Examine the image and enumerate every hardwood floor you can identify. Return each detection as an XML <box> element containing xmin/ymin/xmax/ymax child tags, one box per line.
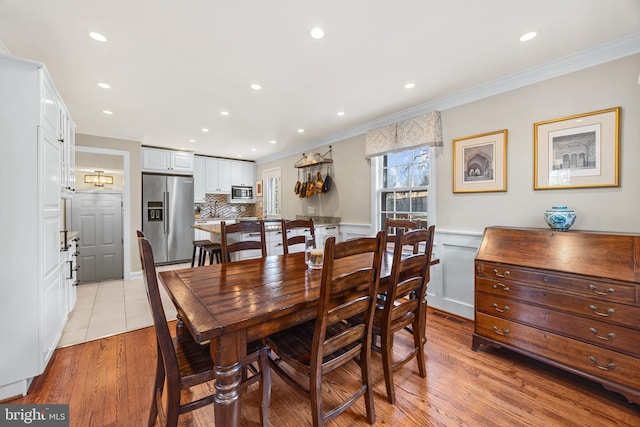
<box><xmin>5</xmin><ymin>308</ymin><xmax>639</xmax><ymax>426</ymax></box>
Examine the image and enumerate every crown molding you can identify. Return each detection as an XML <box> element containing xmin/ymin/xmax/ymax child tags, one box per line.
<box><xmin>257</xmin><ymin>32</ymin><xmax>640</xmax><ymax>165</ymax></box>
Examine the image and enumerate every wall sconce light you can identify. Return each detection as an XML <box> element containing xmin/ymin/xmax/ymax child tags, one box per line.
<box><xmin>84</xmin><ymin>170</ymin><xmax>114</xmax><ymax>187</ymax></box>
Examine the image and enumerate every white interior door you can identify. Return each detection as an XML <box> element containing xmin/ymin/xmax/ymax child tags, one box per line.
<box><xmin>71</xmin><ymin>192</ymin><xmax>123</xmax><ymax>283</ymax></box>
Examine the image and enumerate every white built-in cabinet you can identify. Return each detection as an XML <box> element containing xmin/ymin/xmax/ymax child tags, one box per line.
<box><xmin>205</xmin><ymin>157</ymin><xmax>231</xmax><ymax>194</ymax></box>
<box><xmin>142</xmin><ymin>147</ymin><xmax>194</xmax><ymax>174</ymax></box>
<box><xmin>194</xmin><ymin>156</ymin><xmax>206</xmax><ymax>203</ymax></box>
<box><xmin>0</xmin><ymin>54</ymin><xmax>76</xmax><ymax>400</ymax></box>
<box><xmin>230</xmin><ymin>160</ymin><xmax>255</xmax><ymax>187</ymax></box>
<box><xmin>194</xmin><ymin>155</ymin><xmax>256</xmax><ymax>198</ymax></box>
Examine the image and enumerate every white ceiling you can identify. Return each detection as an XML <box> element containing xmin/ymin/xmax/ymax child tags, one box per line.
<box><xmin>1</xmin><ymin>0</ymin><xmax>639</xmax><ymax>162</ymax></box>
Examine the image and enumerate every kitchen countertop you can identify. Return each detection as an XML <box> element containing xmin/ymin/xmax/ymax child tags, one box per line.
<box><xmin>193</xmin><ymin>217</ymin><xmax>341</xmax><ymax>234</ymax></box>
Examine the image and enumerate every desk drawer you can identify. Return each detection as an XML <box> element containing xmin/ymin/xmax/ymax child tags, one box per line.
<box><xmin>476</xmin><ymin>293</ymin><xmax>640</xmax><ymax>357</ymax></box>
<box><xmin>476</xmin><ymin>262</ymin><xmax>636</xmax><ymax>304</ymax></box>
<box><xmin>475</xmin><ymin>277</ymin><xmax>640</xmax><ymax>330</ymax></box>
<box><xmin>475</xmin><ymin>312</ymin><xmax>640</xmax><ymax>391</ymax></box>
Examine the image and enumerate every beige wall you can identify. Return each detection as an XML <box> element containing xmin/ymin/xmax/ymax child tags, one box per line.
<box><xmin>258</xmin><ymin>54</ymin><xmax>640</xmax><ymax>234</ymax></box>
<box><xmin>437</xmin><ymin>54</ymin><xmax>640</xmax><ymax>234</ymax></box>
<box><xmin>76</xmin><ymin>134</ymin><xmax>142</xmax><ymax>272</ymax></box>
<box><xmin>258</xmin><ymin>136</ymin><xmax>371</xmax><ymax>224</ymax></box>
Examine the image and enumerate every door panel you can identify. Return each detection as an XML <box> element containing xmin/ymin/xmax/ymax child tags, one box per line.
<box><xmin>72</xmin><ymin>192</ymin><xmax>123</xmax><ymax>283</ymax></box>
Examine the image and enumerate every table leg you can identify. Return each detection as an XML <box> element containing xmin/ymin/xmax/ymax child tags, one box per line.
<box><xmin>210</xmin><ymin>332</ymin><xmax>246</xmax><ymax>427</ymax></box>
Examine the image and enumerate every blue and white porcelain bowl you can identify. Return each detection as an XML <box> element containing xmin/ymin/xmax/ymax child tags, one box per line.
<box><xmin>544</xmin><ymin>205</ymin><xmax>576</xmax><ymax>232</ymax></box>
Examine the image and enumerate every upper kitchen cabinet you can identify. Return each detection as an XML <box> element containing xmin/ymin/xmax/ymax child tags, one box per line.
<box><xmin>205</xmin><ymin>157</ymin><xmax>231</xmax><ymax>194</ymax></box>
<box><xmin>0</xmin><ymin>53</ymin><xmax>71</xmax><ymax>399</ymax></box>
<box><xmin>194</xmin><ymin>156</ymin><xmax>206</xmax><ymax>202</ymax></box>
<box><xmin>141</xmin><ymin>147</ymin><xmax>194</xmax><ymax>174</ymax></box>
<box><xmin>230</xmin><ymin>160</ymin><xmax>256</xmax><ymax>187</ymax></box>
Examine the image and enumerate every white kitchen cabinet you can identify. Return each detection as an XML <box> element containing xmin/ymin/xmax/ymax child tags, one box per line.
<box><xmin>0</xmin><ymin>54</ymin><xmax>71</xmax><ymax>399</ymax></box>
<box><xmin>230</xmin><ymin>160</ymin><xmax>256</xmax><ymax>187</ymax></box>
<box><xmin>142</xmin><ymin>147</ymin><xmax>194</xmax><ymax>174</ymax></box>
<box><xmin>205</xmin><ymin>157</ymin><xmax>231</xmax><ymax>194</ymax></box>
<box><xmin>194</xmin><ymin>156</ymin><xmax>206</xmax><ymax>203</ymax></box>
<box><xmin>314</xmin><ymin>225</ymin><xmax>340</xmax><ymax>248</ymax></box>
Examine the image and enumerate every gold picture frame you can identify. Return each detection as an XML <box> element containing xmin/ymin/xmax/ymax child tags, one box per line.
<box><xmin>534</xmin><ymin>107</ymin><xmax>620</xmax><ymax>190</ymax></box>
<box><xmin>453</xmin><ymin>129</ymin><xmax>507</xmax><ymax>193</ymax></box>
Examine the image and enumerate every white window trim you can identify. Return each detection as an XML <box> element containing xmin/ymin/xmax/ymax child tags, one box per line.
<box><xmin>369</xmin><ymin>152</ymin><xmax>436</xmax><ymax>234</ymax></box>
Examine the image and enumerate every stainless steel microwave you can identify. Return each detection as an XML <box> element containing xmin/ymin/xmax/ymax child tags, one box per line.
<box><xmin>230</xmin><ymin>185</ymin><xmax>253</xmax><ymax>201</ymax></box>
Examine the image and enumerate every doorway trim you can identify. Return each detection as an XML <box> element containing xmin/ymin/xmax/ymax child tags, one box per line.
<box><xmin>75</xmin><ymin>146</ymin><xmax>132</xmax><ymax>280</ymax></box>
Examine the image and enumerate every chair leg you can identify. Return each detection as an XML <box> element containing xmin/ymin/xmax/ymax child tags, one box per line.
<box><xmin>310</xmin><ymin>373</ymin><xmax>323</xmax><ymax>427</ymax></box>
<box><xmin>361</xmin><ymin>341</ymin><xmax>376</xmax><ymax>424</ymax></box>
<box><xmin>164</xmin><ymin>377</ymin><xmax>181</xmax><ymax>427</ymax></box>
<box><xmin>381</xmin><ymin>331</ymin><xmax>396</xmax><ymax>404</ymax></box>
<box><xmin>415</xmin><ymin>308</ymin><xmax>427</xmax><ymax>377</ymax></box>
<box><xmin>148</xmin><ymin>343</ymin><xmax>165</xmax><ymax>426</ymax></box>
<box><xmin>190</xmin><ymin>244</ymin><xmax>198</xmax><ymax>268</ymax></box>
<box><xmin>198</xmin><ymin>247</ymin><xmax>206</xmax><ymax>266</ymax></box>
<box><xmin>258</xmin><ymin>347</ymin><xmax>271</xmax><ymax>427</ymax></box>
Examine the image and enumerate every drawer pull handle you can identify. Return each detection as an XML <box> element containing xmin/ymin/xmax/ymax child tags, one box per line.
<box><xmin>588</xmin><ymin>328</ymin><xmax>615</xmax><ymax>341</ymax></box>
<box><xmin>588</xmin><ymin>356</ymin><xmax>616</xmax><ymax>371</ymax></box>
<box><xmin>588</xmin><ymin>305</ymin><xmax>615</xmax><ymax>317</ymax></box>
<box><xmin>492</xmin><ymin>326</ymin><xmax>510</xmax><ymax>336</ymax></box>
<box><xmin>492</xmin><ymin>283</ymin><xmax>510</xmax><ymax>291</ymax></box>
<box><xmin>493</xmin><ymin>269</ymin><xmax>510</xmax><ymax>278</ymax></box>
<box><xmin>492</xmin><ymin>303</ymin><xmax>509</xmax><ymax>313</ymax></box>
<box><xmin>588</xmin><ymin>284</ymin><xmax>615</xmax><ymax>296</ymax></box>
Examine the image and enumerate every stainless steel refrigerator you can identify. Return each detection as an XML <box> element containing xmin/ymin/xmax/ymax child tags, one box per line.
<box><xmin>142</xmin><ymin>173</ymin><xmax>194</xmax><ymax>264</ymax></box>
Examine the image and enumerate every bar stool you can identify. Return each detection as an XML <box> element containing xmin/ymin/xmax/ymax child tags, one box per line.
<box><xmin>199</xmin><ymin>242</ymin><xmax>222</xmax><ymax>265</ymax></box>
<box><xmin>191</xmin><ymin>240</ymin><xmax>213</xmax><ymax>267</ymax></box>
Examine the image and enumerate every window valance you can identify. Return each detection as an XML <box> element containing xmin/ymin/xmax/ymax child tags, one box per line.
<box><xmin>364</xmin><ymin>111</ymin><xmax>443</xmax><ymax>159</ymax></box>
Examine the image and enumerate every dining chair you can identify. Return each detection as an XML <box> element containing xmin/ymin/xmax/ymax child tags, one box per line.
<box><xmin>137</xmin><ymin>235</ymin><xmax>271</xmax><ymax>427</ymax></box>
<box><xmin>220</xmin><ymin>220</ymin><xmax>267</xmax><ymax>263</ymax></box>
<box><xmin>280</xmin><ymin>218</ymin><xmax>315</xmax><ymax>254</ymax></box>
<box><xmin>384</xmin><ymin>217</ymin><xmax>422</xmax><ymax>253</ymax></box>
<box><xmin>372</xmin><ymin>225</ymin><xmax>435</xmax><ymax>404</ymax></box>
<box><xmin>266</xmin><ymin>231</ymin><xmax>385</xmax><ymax>427</ymax></box>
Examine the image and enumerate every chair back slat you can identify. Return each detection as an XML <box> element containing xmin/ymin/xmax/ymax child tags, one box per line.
<box><xmin>221</xmin><ymin>220</ymin><xmax>267</xmax><ymax>262</ymax></box>
<box><xmin>384</xmin><ymin>218</ymin><xmax>423</xmax><ymax>253</ymax></box>
<box><xmin>281</xmin><ymin>219</ymin><xmax>315</xmax><ymax>254</ymax></box>
<box><xmin>312</xmin><ymin>232</ymin><xmax>385</xmax><ymax>373</ymax></box>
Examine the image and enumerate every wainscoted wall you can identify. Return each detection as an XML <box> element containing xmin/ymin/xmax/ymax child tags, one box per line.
<box><xmin>427</xmin><ymin>230</ymin><xmax>482</xmax><ymax>320</ymax></box>
<box><xmin>339</xmin><ymin>224</ymin><xmax>480</xmax><ymax>320</ymax></box>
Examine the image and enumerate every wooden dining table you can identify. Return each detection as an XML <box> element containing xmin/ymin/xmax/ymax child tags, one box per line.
<box><xmin>157</xmin><ymin>250</ymin><xmax>437</xmax><ymax>426</ymax></box>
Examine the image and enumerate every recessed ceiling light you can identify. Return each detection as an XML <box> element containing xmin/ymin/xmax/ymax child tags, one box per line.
<box><xmin>519</xmin><ymin>31</ymin><xmax>537</xmax><ymax>42</ymax></box>
<box><xmin>337</xmin><ymin>111</ymin><xmax>345</xmax><ymax>117</ymax></box>
<box><xmin>250</xmin><ymin>83</ymin><xmax>262</xmax><ymax>90</ymax></box>
<box><xmin>310</xmin><ymin>27</ymin><xmax>325</xmax><ymax>40</ymax></box>
<box><xmin>297</xmin><ymin>128</ymin><xmax>305</xmax><ymax>133</ymax></box>
<box><xmin>220</xmin><ymin>111</ymin><xmax>229</xmax><ymax>116</ymax></box>
<box><xmin>89</xmin><ymin>32</ymin><xmax>108</xmax><ymax>42</ymax></box>
<box><xmin>404</xmin><ymin>82</ymin><xmax>416</xmax><ymax>89</ymax></box>
<box><xmin>189</xmin><ymin>139</ymin><xmax>196</xmax><ymax>143</ymax></box>
<box><xmin>97</xmin><ymin>82</ymin><xmax>111</xmax><ymax>89</ymax></box>
<box><xmin>202</xmin><ymin>128</ymin><xmax>209</xmax><ymax>133</ymax></box>
<box><xmin>269</xmin><ymin>140</ymin><xmax>277</xmax><ymax>144</ymax></box>
<box><xmin>102</xmin><ymin>110</ymin><xmax>113</xmax><ymax>115</ymax></box>
<box><xmin>236</xmin><ymin>154</ymin><xmax>242</xmax><ymax>158</ymax></box>
<box><xmin>251</xmin><ymin>148</ymin><xmax>257</xmax><ymax>152</ymax></box>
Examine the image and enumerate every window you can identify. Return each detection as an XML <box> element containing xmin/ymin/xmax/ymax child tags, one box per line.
<box><xmin>263</xmin><ymin>167</ymin><xmax>281</xmax><ymax>218</ymax></box>
<box><xmin>376</xmin><ymin>147</ymin><xmax>431</xmax><ymax>228</ymax></box>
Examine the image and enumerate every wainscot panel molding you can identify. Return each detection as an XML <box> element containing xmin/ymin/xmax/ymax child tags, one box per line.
<box><xmin>428</xmin><ymin>230</ymin><xmax>482</xmax><ymax>320</ymax></box>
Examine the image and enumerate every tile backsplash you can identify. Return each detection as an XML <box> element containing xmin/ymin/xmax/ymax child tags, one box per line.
<box><xmin>195</xmin><ymin>194</ymin><xmax>259</xmax><ymax>219</ymax></box>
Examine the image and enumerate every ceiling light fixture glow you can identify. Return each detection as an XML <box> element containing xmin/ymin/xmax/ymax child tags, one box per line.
<box><xmin>250</xmin><ymin>83</ymin><xmax>262</xmax><ymax>90</ymax></box>
<box><xmin>404</xmin><ymin>82</ymin><xmax>416</xmax><ymax>89</ymax></box>
<box><xmin>97</xmin><ymin>82</ymin><xmax>111</xmax><ymax>89</ymax></box>
<box><xmin>519</xmin><ymin>31</ymin><xmax>537</xmax><ymax>42</ymax></box>
<box><xmin>89</xmin><ymin>32</ymin><xmax>107</xmax><ymax>42</ymax></box>
<box><xmin>202</xmin><ymin>128</ymin><xmax>209</xmax><ymax>132</ymax></box>
<box><xmin>337</xmin><ymin>111</ymin><xmax>345</xmax><ymax>116</ymax></box>
<box><xmin>220</xmin><ymin>111</ymin><xmax>229</xmax><ymax>116</ymax></box>
<box><xmin>310</xmin><ymin>27</ymin><xmax>325</xmax><ymax>39</ymax></box>
<box><xmin>269</xmin><ymin>140</ymin><xmax>277</xmax><ymax>144</ymax></box>
<box><xmin>297</xmin><ymin>128</ymin><xmax>305</xmax><ymax>133</ymax></box>
<box><xmin>102</xmin><ymin>110</ymin><xmax>113</xmax><ymax>115</ymax></box>
<box><xmin>189</xmin><ymin>139</ymin><xmax>196</xmax><ymax>143</ymax></box>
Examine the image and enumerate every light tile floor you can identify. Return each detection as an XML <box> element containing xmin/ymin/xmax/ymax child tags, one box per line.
<box><xmin>58</xmin><ymin>262</ymin><xmax>190</xmax><ymax>348</ymax></box>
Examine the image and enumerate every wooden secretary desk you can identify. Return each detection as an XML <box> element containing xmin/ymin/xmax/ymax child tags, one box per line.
<box><xmin>472</xmin><ymin>226</ymin><xmax>640</xmax><ymax>404</ymax></box>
